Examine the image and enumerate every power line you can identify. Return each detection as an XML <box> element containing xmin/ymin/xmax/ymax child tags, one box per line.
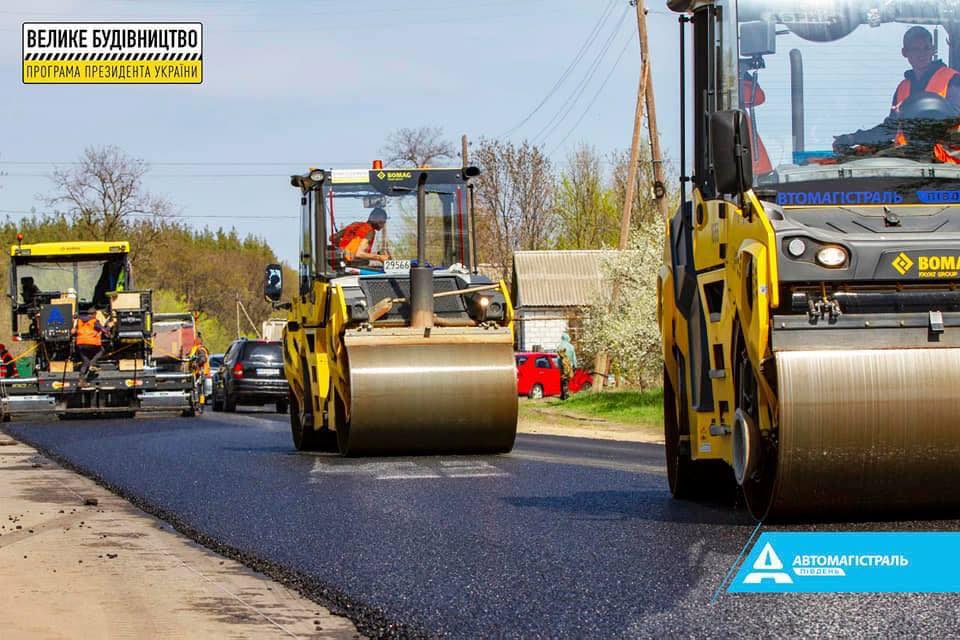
<box><xmin>0</xmin><ymin>208</ymin><xmax>296</xmax><ymax>220</ymax></box>
<box><xmin>501</xmin><ymin>0</ymin><xmax>618</xmax><ymax>136</ymax></box>
<box><xmin>532</xmin><ymin>4</ymin><xmax>631</xmax><ymax>146</ymax></box>
<box><xmin>0</xmin><ymin>161</ymin><xmax>360</xmax><ymax>167</ymax></box>
<box><xmin>549</xmin><ymin>30</ymin><xmax>636</xmax><ymax>157</ymax></box>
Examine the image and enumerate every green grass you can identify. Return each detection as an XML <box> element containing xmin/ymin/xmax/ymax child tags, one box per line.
<box><xmin>544</xmin><ymin>389</ymin><xmax>664</xmax><ymax>426</ymax></box>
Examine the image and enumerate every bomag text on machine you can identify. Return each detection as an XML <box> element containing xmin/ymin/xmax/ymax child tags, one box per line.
<box><xmin>662</xmin><ymin>0</ymin><xmax>960</xmax><ymax>518</ymax></box>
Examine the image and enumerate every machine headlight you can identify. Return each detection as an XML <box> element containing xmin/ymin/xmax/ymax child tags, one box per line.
<box><xmin>816</xmin><ymin>245</ymin><xmax>848</xmax><ymax>268</ymax></box>
<box><xmin>309</xmin><ymin>169</ymin><xmax>325</xmax><ymax>182</ymax></box>
<box><xmin>787</xmin><ymin>238</ymin><xmax>806</xmax><ymax>258</ymax></box>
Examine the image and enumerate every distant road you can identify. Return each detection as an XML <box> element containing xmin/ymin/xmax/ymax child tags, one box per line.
<box><xmin>7</xmin><ymin>411</ymin><xmax>960</xmax><ymax>638</ymax></box>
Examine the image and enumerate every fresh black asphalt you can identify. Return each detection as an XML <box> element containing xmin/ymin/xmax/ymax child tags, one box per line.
<box><xmin>6</xmin><ymin>410</ymin><xmax>960</xmax><ymax>638</ymax></box>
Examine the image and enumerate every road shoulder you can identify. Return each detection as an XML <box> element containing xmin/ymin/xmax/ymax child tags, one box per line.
<box><xmin>0</xmin><ymin>433</ymin><xmax>359</xmax><ymax>639</ymax></box>
<box><xmin>517</xmin><ymin>401</ymin><xmax>664</xmax><ymax>444</ymax></box>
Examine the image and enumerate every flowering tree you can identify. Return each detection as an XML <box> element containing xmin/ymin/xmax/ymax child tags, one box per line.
<box><xmin>578</xmin><ymin>224</ymin><xmax>663</xmax><ymax>389</ymax></box>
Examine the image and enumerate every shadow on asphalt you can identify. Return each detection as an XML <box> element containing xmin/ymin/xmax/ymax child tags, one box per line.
<box><xmin>505</xmin><ymin>489</ymin><xmax>753</xmax><ymax>526</ymax></box>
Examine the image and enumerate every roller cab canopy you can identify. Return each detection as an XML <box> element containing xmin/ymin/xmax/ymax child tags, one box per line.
<box><xmin>11</xmin><ymin>240</ymin><xmax>129</xmax><ymax>258</ymax></box>
<box><xmin>675</xmin><ymin>0</ymin><xmax>960</xmax><ymax>205</ymax></box>
<box><xmin>290</xmin><ymin>165</ymin><xmax>481</xmax><ymax>286</ymax></box>
<box><xmin>9</xmin><ymin>240</ymin><xmax>133</xmax><ymax>313</ymax></box>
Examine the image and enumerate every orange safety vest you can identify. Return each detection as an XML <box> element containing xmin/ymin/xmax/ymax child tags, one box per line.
<box><xmin>0</xmin><ymin>352</ymin><xmax>14</xmax><ymax>378</ymax></box>
<box><xmin>74</xmin><ymin>317</ymin><xmax>102</xmax><ymax>347</ymax></box>
<box><xmin>333</xmin><ymin>222</ymin><xmax>375</xmax><ymax>259</ymax></box>
<box><xmin>893</xmin><ymin>65</ymin><xmax>960</xmax><ymax>148</ymax></box>
<box><xmin>741</xmin><ymin>77</ymin><xmax>773</xmax><ymax>175</ymax></box>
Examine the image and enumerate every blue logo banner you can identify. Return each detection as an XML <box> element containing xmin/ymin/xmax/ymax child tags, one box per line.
<box><xmin>729</xmin><ymin>532</ymin><xmax>960</xmax><ymax>593</ymax></box>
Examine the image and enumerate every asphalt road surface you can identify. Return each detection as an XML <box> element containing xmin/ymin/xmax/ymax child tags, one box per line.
<box><xmin>6</xmin><ymin>410</ymin><xmax>960</xmax><ymax>638</ymax></box>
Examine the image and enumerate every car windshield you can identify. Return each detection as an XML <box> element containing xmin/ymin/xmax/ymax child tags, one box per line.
<box><xmin>737</xmin><ymin>0</ymin><xmax>960</xmax><ymax>202</ymax></box>
<box><xmin>243</xmin><ymin>342</ymin><xmax>281</xmax><ymax>362</ymax></box>
<box><xmin>15</xmin><ymin>256</ymin><xmax>128</xmax><ymax>306</ymax></box>
<box><xmin>209</xmin><ymin>355</ymin><xmax>224</xmax><ymax>368</ymax></box>
<box><xmin>325</xmin><ymin>170</ymin><xmax>470</xmax><ymax>269</ymax></box>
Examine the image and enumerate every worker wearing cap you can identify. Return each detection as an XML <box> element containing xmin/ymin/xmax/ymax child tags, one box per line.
<box><xmin>836</xmin><ymin>27</ymin><xmax>960</xmax><ymax>156</ymax></box>
<box><xmin>0</xmin><ymin>344</ymin><xmax>15</xmax><ymax>379</ymax></box>
<box><xmin>330</xmin><ymin>208</ymin><xmax>391</xmax><ymax>265</ymax></box>
<box><xmin>892</xmin><ymin>26</ymin><xmax>960</xmax><ymax>116</ymax></box>
<box><xmin>72</xmin><ymin>306</ymin><xmax>110</xmax><ymax>383</ymax></box>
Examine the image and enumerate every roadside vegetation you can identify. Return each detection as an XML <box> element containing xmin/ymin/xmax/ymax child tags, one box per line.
<box><xmin>545</xmin><ymin>389</ymin><xmax>663</xmax><ymax>426</ymax></box>
<box><xmin>0</xmin><ymin>146</ymin><xmax>291</xmax><ymax>353</ymax></box>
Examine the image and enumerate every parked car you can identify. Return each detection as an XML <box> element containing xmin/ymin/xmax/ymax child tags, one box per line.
<box><xmin>212</xmin><ymin>339</ymin><xmax>288</xmax><ymax>413</ymax></box>
<box><xmin>515</xmin><ymin>352</ymin><xmax>593</xmax><ymax>399</ymax></box>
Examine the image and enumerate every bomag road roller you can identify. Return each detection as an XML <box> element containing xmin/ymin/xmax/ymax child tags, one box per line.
<box><xmin>661</xmin><ymin>0</ymin><xmax>960</xmax><ymax>519</ymax></box>
<box><xmin>265</xmin><ymin>164</ymin><xmax>518</xmax><ymax>455</ymax></box>
<box><xmin>0</xmin><ymin>240</ymin><xmax>198</xmax><ymax>419</ymax></box>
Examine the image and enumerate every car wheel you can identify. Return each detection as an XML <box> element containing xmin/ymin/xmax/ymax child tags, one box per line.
<box><xmin>224</xmin><ymin>393</ymin><xmax>237</xmax><ymax>412</ymax></box>
<box><xmin>528</xmin><ymin>384</ymin><xmax>544</xmax><ymax>400</ymax></box>
<box><xmin>276</xmin><ymin>399</ymin><xmax>289</xmax><ymax>414</ymax></box>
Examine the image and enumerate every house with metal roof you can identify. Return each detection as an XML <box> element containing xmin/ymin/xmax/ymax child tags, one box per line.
<box><xmin>511</xmin><ymin>250</ymin><xmax>608</xmax><ymax>352</ymax></box>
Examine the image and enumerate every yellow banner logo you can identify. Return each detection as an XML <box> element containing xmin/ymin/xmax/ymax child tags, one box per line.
<box><xmin>22</xmin><ymin>23</ymin><xmax>203</xmax><ymax>84</ymax></box>
<box><xmin>892</xmin><ymin>252</ymin><xmax>914</xmax><ymax>275</ymax></box>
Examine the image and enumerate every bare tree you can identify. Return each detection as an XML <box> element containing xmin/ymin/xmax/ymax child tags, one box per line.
<box><xmin>43</xmin><ymin>145</ymin><xmax>171</xmax><ymax>242</ymax></box>
<box><xmin>381</xmin><ymin>127</ymin><xmax>455</xmax><ymax>167</ymax></box>
<box><xmin>472</xmin><ymin>138</ymin><xmax>556</xmax><ymax>281</ymax></box>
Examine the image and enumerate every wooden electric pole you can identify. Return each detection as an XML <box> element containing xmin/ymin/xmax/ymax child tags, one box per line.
<box><xmin>638</xmin><ymin>0</ymin><xmax>670</xmax><ymax>223</ymax></box>
<box><xmin>461</xmin><ymin>134</ymin><xmax>469</xmax><ymax>167</ymax></box>
<box><xmin>594</xmin><ymin>0</ymin><xmax>664</xmax><ymax>391</ymax></box>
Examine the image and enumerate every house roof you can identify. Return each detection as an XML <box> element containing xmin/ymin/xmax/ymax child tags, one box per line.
<box><xmin>512</xmin><ymin>250</ymin><xmax>608</xmax><ymax>308</ymax></box>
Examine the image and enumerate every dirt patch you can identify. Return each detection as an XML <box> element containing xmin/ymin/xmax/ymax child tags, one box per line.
<box><xmin>518</xmin><ymin>401</ymin><xmax>663</xmax><ymax>444</ymax></box>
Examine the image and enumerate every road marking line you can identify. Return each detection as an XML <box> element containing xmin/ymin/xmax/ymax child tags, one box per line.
<box><xmin>309</xmin><ymin>459</ymin><xmax>510</xmax><ymax>480</ymax></box>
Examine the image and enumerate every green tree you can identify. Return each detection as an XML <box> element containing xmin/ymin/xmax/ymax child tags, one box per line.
<box><xmin>553</xmin><ymin>144</ymin><xmax>619</xmax><ymax>249</ymax></box>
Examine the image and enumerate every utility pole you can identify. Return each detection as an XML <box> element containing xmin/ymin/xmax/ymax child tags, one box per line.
<box><xmin>594</xmin><ymin>0</ymin><xmax>663</xmax><ymax>391</ymax></box>
<box><xmin>461</xmin><ymin>134</ymin><xmax>469</xmax><ymax>167</ymax></box>
<box><xmin>236</xmin><ymin>292</ymin><xmax>241</xmax><ymax>339</ymax></box>
<box><xmin>639</xmin><ymin>0</ymin><xmax>670</xmax><ymax>223</ymax></box>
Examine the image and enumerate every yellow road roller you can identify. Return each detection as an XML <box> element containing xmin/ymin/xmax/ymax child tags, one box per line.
<box><xmin>662</xmin><ymin>0</ymin><xmax>960</xmax><ymax>518</ymax></box>
<box><xmin>265</xmin><ymin>164</ymin><xmax>518</xmax><ymax>455</ymax></box>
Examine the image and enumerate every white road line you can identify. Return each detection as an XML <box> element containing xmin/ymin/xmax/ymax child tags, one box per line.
<box><xmin>309</xmin><ymin>458</ymin><xmax>510</xmax><ymax>480</ymax></box>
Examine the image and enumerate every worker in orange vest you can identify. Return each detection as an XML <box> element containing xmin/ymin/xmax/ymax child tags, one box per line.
<box><xmin>330</xmin><ymin>208</ymin><xmax>391</xmax><ymax>266</ymax></box>
<box><xmin>0</xmin><ymin>344</ymin><xmax>15</xmax><ymax>378</ymax></box>
<box><xmin>71</xmin><ymin>306</ymin><xmax>110</xmax><ymax>383</ymax></box>
<box><xmin>835</xmin><ymin>27</ymin><xmax>960</xmax><ymax>159</ymax></box>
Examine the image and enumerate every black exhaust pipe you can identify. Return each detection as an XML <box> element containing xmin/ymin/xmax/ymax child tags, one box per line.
<box><xmin>410</xmin><ymin>171</ymin><xmax>434</xmax><ymax>329</ymax></box>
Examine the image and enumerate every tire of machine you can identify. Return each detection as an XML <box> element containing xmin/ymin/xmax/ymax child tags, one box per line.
<box><xmin>664</xmin><ymin>364</ymin><xmax>737</xmax><ymax>502</ymax></box>
<box><xmin>290</xmin><ymin>390</ymin><xmax>320</xmax><ymax>451</ymax></box>
<box><xmin>734</xmin><ymin>333</ymin><xmax>778</xmax><ymax>519</ymax></box>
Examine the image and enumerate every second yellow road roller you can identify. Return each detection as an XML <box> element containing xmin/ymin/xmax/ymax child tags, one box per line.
<box><xmin>265</xmin><ymin>164</ymin><xmax>517</xmax><ymax>455</ymax></box>
<box><xmin>662</xmin><ymin>0</ymin><xmax>960</xmax><ymax>518</ymax></box>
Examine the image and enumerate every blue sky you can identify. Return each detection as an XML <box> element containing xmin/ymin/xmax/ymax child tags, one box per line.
<box><xmin>0</xmin><ymin>0</ymin><xmax>683</xmax><ymax>264</ymax></box>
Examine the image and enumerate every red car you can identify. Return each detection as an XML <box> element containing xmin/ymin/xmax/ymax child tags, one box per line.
<box><xmin>515</xmin><ymin>352</ymin><xmax>593</xmax><ymax>399</ymax></box>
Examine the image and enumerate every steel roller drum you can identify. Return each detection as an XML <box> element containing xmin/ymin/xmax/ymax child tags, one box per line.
<box><xmin>757</xmin><ymin>349</ymin><xmax>960</xmax><ymax>519</ymax></box>
<box><xmin>339</xmin><ymin>329</ymin><xmax>518</xmax><ymax>455</ymax></box>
